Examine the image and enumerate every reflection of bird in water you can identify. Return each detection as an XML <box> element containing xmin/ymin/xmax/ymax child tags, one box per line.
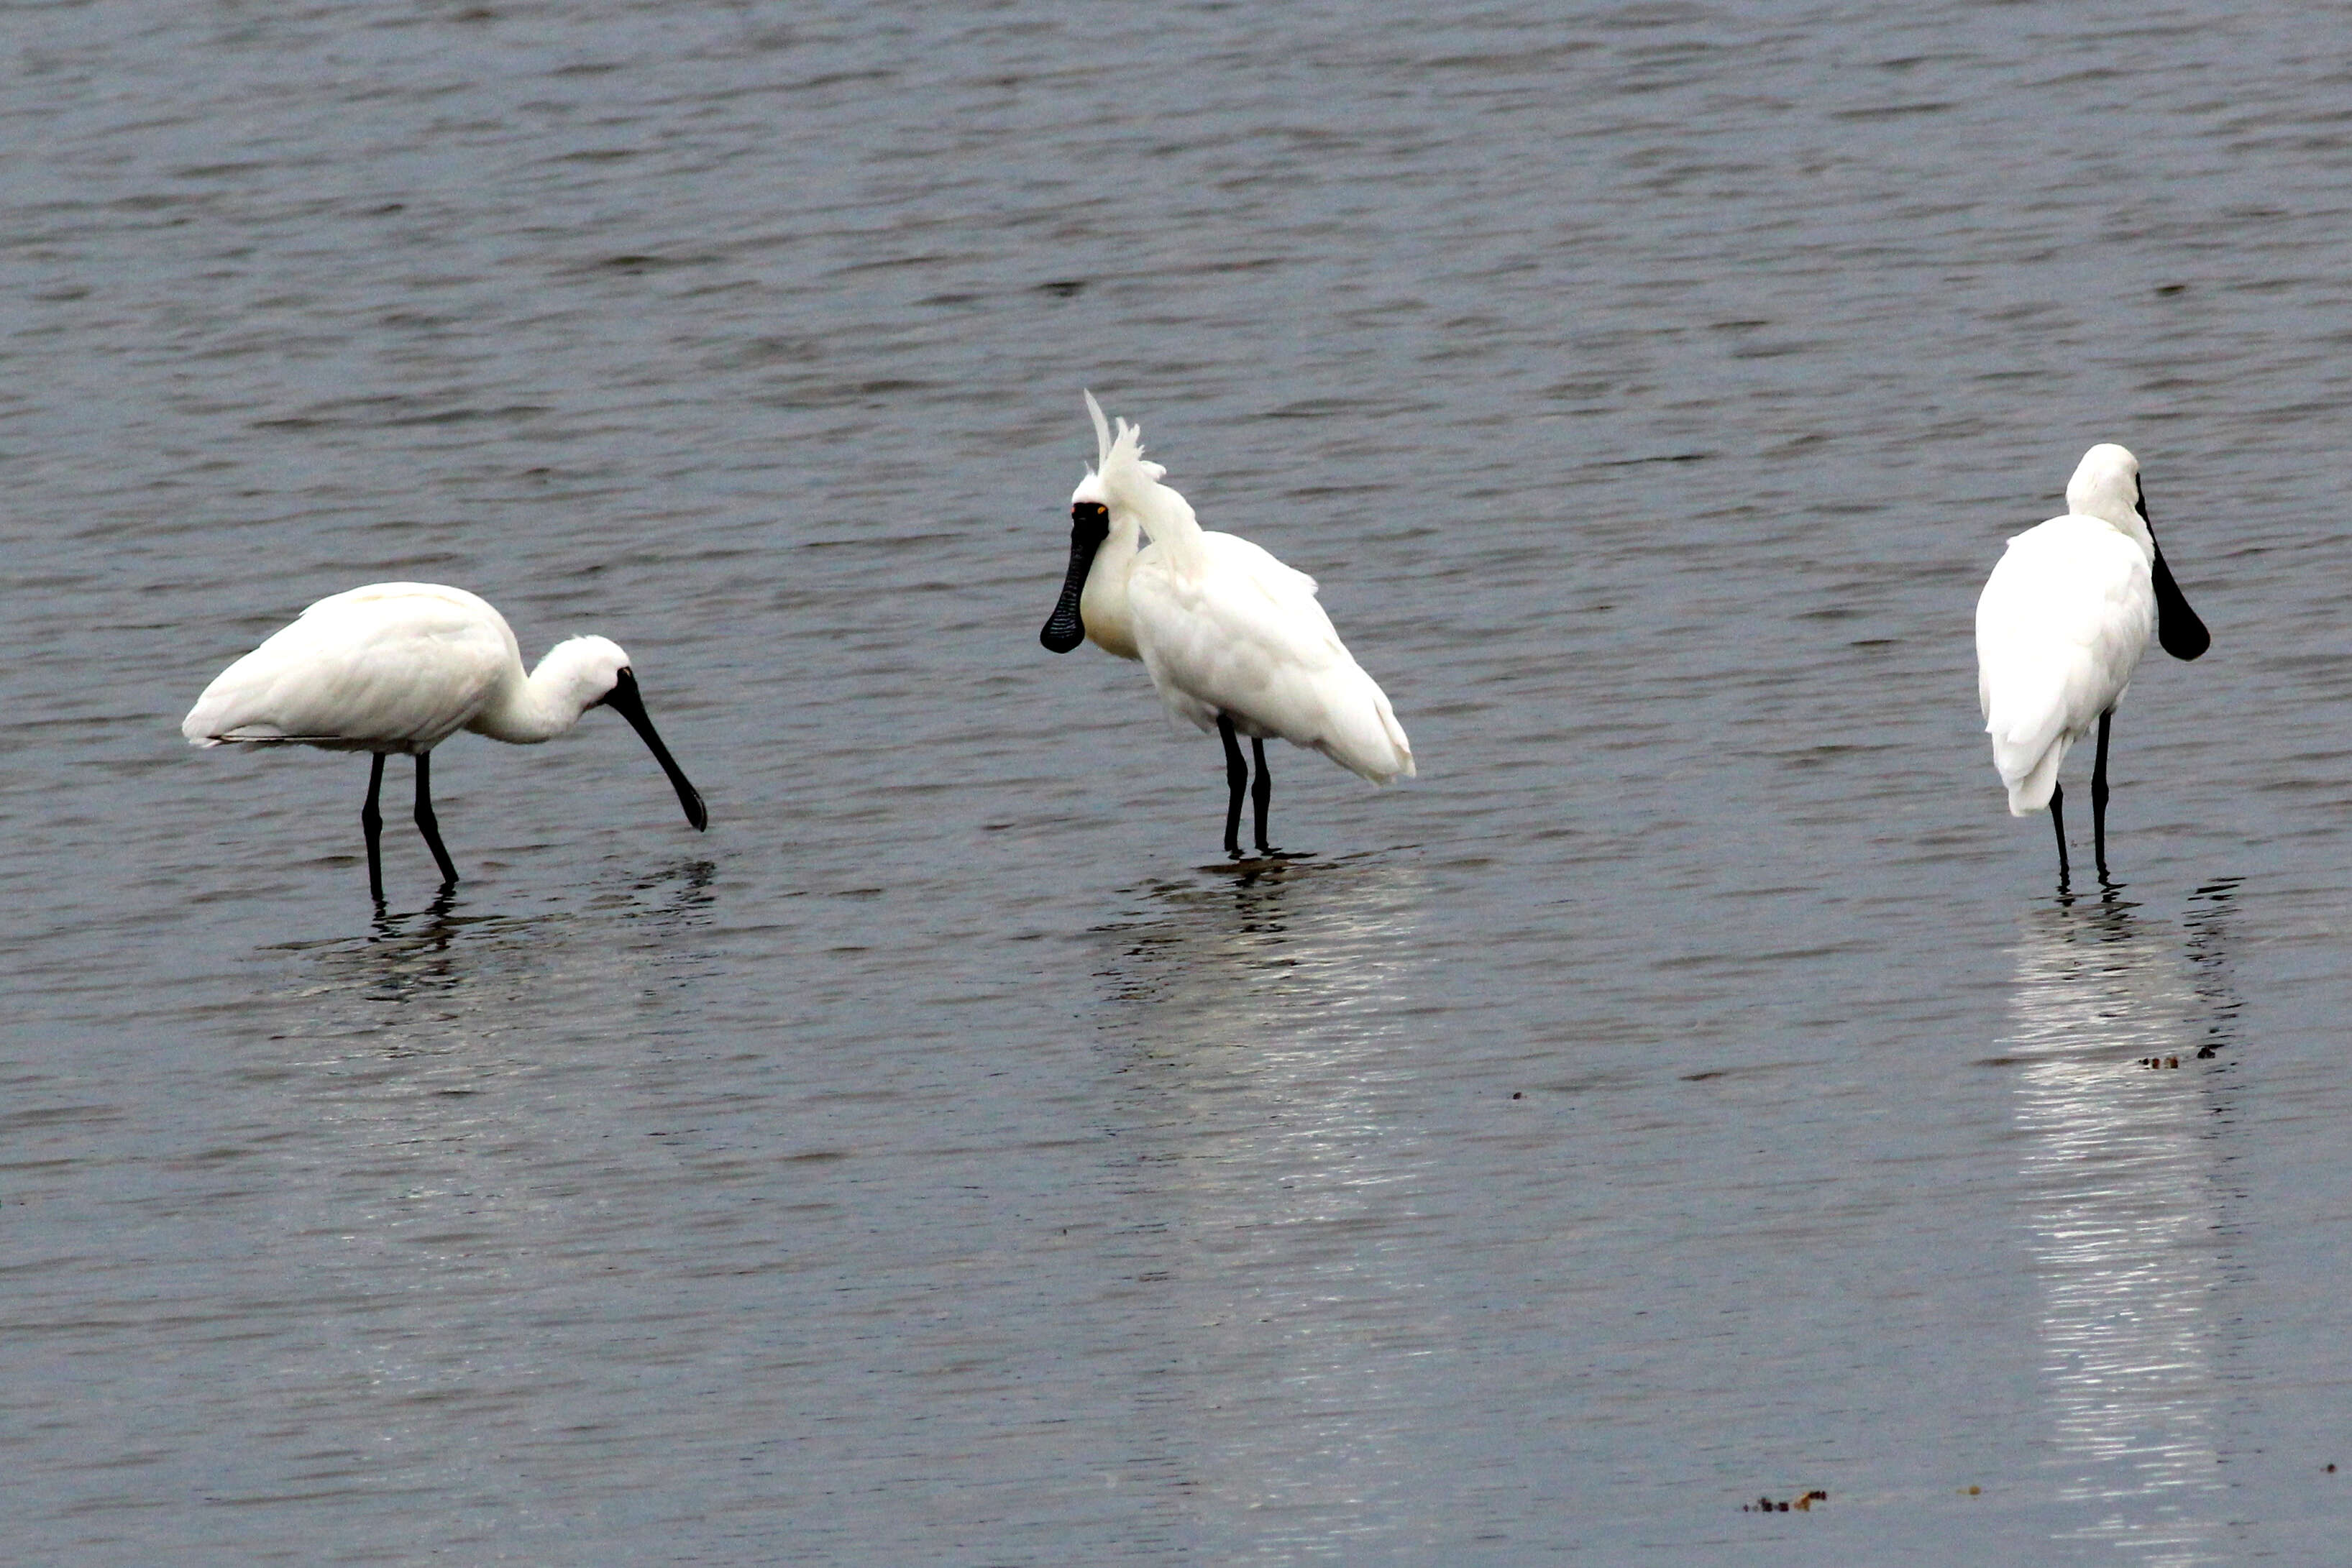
<box><xmin>1101</xmin><ymin>853</ymin><xmax>1419</xmax><ymax>1042</ymax></box>
<box><xmin>1090</xmin><ymin>855</ymin><xmax>1441</xmax><ymax>1547</ymax></box>
<box><xmin>267</xmin><ymin>856</ymin><xmax>719</xmax><ymax>1019</ymax></box>
<box><xmin>2003</xmin><ymin>891</ymin><xmax>2241</xmax><ymax>1567</ymax></box>
<box><xmin>2178</xmin><ymin>879</ymin><xmax>2243</xmax><ymax>1059</ymax></box>
<box><xmin>274</xmin><ymin>891</ymin><xmax>530</xmax><ymax>1011</ymax></box>
<box><xmin>235</xmin><ymin>855</ymin><xmax>725</xmax><ymax>1444</ymax></box>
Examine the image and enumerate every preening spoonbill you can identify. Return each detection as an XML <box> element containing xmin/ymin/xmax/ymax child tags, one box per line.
<box><xmin>1976</xmin><ymin>444</ymin><xmax>2208</xmax><ymax>884</ymax></box>
<box><xmin>183</xmin><ymin>582</ymin><xmax>707</xmax><ymax>902</ymax></box>
<box><xmin>1039</xmin><ymin>393</ymin><xmax>1413</xmax><ymax>856</ymax></box>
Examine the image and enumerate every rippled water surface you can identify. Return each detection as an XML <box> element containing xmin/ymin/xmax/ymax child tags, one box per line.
<box><xmin>9</xmin><ymin>1</ymin><xmax>2352</xmax><ymax>1562</ymax></box>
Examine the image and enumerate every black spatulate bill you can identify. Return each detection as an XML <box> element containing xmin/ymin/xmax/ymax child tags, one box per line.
<box><xmin>2137</xmin><ymin>483</ymin><xmax>2210</xmax><ymax>661</ymax></box>
<box><xmin>598</xmin><ymin>669</ymin><xmax>709</xmax><ymax>830</ymax></box>
<box><xmin>1040</xmin><ymin>502</ymin><xmax>1109</xmax><ymax>654</ymax></box>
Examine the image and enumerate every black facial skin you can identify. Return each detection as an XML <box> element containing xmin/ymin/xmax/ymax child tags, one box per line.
<box><xmin>2136</xmin><ymin>480</ymin><xmax>2210</xmax><ymax>661</ymax></box>
<box><xmin>593</xmin><ymin>667</ymin><xmax>710</xmax><ymax>830</ymax></box>
<box><xmin>1040</xmin><ymin>501</ymin><xmax>1109</xmax><ymax>653</ymax></box>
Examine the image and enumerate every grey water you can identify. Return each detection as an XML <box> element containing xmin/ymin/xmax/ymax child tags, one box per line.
<box><xmin>6</xmin><ymin>0</ymin><xmax>2351</xmax><ymax>1562</ymax></box>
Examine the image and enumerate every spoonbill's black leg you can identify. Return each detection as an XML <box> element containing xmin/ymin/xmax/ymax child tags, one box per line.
<box><xmin>1251</xmin><ymin>738</ymin><xmax>1272</xmax><ymax>853</ymax></box>
<box><xmin>2049</xmin><ymin>780</ymin><xmax>2071</xmax><ymax>889</ymax></box>
<box><xmin>362</xmin><ymin>753</ymin><xmax>387</xmax><ymax>905</ymax></box>
<box><xmin>1218</xmin><ymin>715</ymin><xmax>1248</xmax><ymax>856</ymax></box>
<box><xmin>413</xmin><ymin>751</ymin><xmax>460</xmax><ymax>887</ymax></box>
<box><xmin>2091</xmin><ymin>710</ymin><xmax>2114</xmax><ymax>884</ymax></box>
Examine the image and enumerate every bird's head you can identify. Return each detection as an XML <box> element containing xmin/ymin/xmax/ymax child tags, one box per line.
<box><xmin>1066</xmin><ymin>471</ymin><xmax>1112</xmax><ymax>546</ymax></box>
<box><xmin>2065</xmin><ymin>444</ymin><xmax>2144</xmax><ymax>540</ymax></box>
<box><xmin>2067</xmin><ymin>443</ymin><xmax>2210</xmax><ymax>662</ymax></box>
<box><xmin>1066</xmin><ymin>469</ymin><xmax>1112</xmax><ymax>556</ymax></box>
<box><xmin>542</xmin><ymin>635</ymin><xmax>709</xmax><ymax>830</ymax></box>
<box><xmin>1041</xmin><ymin>395</ymin><xmax>1126</xmax><ymax>654</ymax></box>
<box><xmin>1043</xmin><ymin>482</ymin><xmax>1111</xmax><ymax>654</ymax></box>
<box><xmin>531</xmin><ymin>635</ymin><xmax>632</xmax><ymax>717</ymax></box>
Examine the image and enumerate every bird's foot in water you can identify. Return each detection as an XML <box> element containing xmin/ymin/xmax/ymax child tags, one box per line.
<box><xmin>1202</xmin><ymin>848</ymin><xmax>1313</xmax><ymax>875</ymax></box>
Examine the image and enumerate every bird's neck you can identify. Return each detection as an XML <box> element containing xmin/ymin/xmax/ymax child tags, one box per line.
<box><xmin>1102</xmin><ymin>458</ymin><xmax>1209</xmax><ymax>577</ymax></box>
<box><xmin>1132</xmin><ymin>481</ymin><xmax>1207</xmax><ymax>573</ymax></box>
<box><xmin>2088</xmin><ymin>507</ymin><xmax>2155</xmax><ymax>561</ymax></box>
<box><xmin>1081</xmin><ymin>515</ymin><xmax>1145</xmax><ymax>661</ymax></box>
<box><xmin>2068</xmin><ymin>474</ymin><xmax>2155</xmax><ymax>560</ymax></box>
<box><xmin>468</xmin><ymin>648</ymin><xmax>601</xmax><ymax>744</ymax></box>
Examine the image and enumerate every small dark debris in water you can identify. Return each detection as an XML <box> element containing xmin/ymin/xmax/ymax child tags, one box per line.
<box><xmin>1038</xmin><ymin>279</ymin><xmax>1087</xmax><ymax>298</ymax></box>
<box><xmin>1962</xmin><ymin>1485</ymin><xmax>1981</xmax><ymax>1495</ymax></box>
<box><xmin>2141</xmin><ymin>1055</ymin><xmax>2180</xmax><ymax>1069</ymax></box>
<box><xmin>2156</xmin><ymin>283</ymin><xmax>2186</xmax><ymax>295</ymax></box>
<box><xmin>1593</xmin><ymin>450</ymin><xmax>1711</xmax><ymax>468</ymax></box>
<box><xmin>1511</xmin><ymin>1091</ymin><xmax>1523</xmax><ymax>1099</ymax></box>
<box><xmin>2328</xmin><ymin>1463</ymin><xmax>2338</xmax><ymax>1473</ymax></box>
<box><xmin>1743</xmin><ymin>1490</ymin><xmax>1825</xmax><ymax>1513</ymax></box>
<box><xmin>371</xmin><ymin>203</ymin><xmax>405</xmax><ymax>214</ymax></box>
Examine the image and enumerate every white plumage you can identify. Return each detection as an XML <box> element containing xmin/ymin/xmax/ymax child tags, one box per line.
<box><xmin>1040</xmin><ymin>393</ymin><xmax>1412</xmax><ymax>854</ymax></box>
<box><xmin>1978</xmin><ymin>513</ymin><xmax>2153</xmax><ymax>815</ymax></box>
<box><xmin>183</xmin><ymin>582</ymin><xmax>706</xmax><ymax>900</ymax></box>
<box><xmin>1975</xmin><ymin>444</ymin><xmax>2207</xmax><ymax>880</ymax></box>
<box><xmin>1132</xmin><ymin>528</ymin><xmax>1414</xmax><ymax>781</ymax></box>
<box><xmin>188</xmin><ymin>584</ymin><xmax>546</xmax><ymax>753</ymax></box>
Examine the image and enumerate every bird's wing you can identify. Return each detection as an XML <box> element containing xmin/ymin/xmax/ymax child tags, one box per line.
<box><xmin>183</xmin><ymin>590</ymin><xmax>511</xmax><ymax>749</ymax></box>
<box><xmin>1135</xmin><ymin>533</ymin><xmax>1345</xmax><ymax>691</ymax></box>
<box><xmin>1198</xmin><ymin>530</ymin><xmax>1345</xmax><ymax>652</ymax></box>
<box><xmin>1130</xmin><ymin>532</ymin><xmax>1413</xmax><ymax>781</ymax></box>
<box><xmin>299</xmin><ymin>581</ymin><xmax>496</xmax><ymax>618</ymax></box>
<box><xmin>1975</xmin><ymin>518</ymin><xmax>2153</xmax><ymax>793</ymax></box>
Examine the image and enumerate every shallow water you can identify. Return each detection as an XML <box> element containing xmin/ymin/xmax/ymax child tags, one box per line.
<box><xmin>7</xmin><ymin>1</ymin><xmax>2352</xmax><ymax>1562</ymax></box>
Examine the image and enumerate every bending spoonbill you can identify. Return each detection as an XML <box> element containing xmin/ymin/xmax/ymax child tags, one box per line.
<box><xmin>183</xmin><ymin>582</ymin><xmax>707</xmax><ymax>902</ymax></box>
<box><xmin>1976</xmin><ymin>444</ymin><xmax>2208</xmax><ymax>884</ymax></box>
<box><xmin>1039</xmin><ymin>393</ymin><xmax>1413</xmax><ymax>856</ymax></box>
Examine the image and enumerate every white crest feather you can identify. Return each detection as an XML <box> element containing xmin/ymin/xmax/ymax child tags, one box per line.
<box><xmin>1097</xmin><ymin>413</ymin><xmax>1166</xmax><ymax>490</ymax></box>
<box><xmin>1084</xmin><ymin>389</ymin><xmax>1114</xmax><ymax>472</ymax></box>
<box><xmin>1088</xmin><ymin>400</ymin><xmax>1194</xmax><ymax>570</ymax></box>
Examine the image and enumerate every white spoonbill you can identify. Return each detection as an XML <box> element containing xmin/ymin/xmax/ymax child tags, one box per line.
<box><xmin>183</xmin><ymin>582</ymin><xmax>707</xmax><ymax>902</ymax></box>
<box><xmin>1976</xmin><ymin>444</ymin><xmax>2208</xmax><ymax>884</ymax></box>
<box><xmin>1039</xmin><ymin>393</ymin><xmax>1413</xmax><ymax>856</ymax></box>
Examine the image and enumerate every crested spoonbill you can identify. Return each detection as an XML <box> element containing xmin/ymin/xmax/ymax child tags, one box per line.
<box><xmin>1039</xmin><ymin>393</ymin><xmax>1413</xmax><ymax>856</ymax></box>
<box><xmin>1976</xmin><ymin>444</ymin><xmax>2208</xmax><ymax>884</ymax></box>
<box><xmin>183</xmin><ymin>582</ymin><xmax>707</xmax><ymax>902</ymax></box>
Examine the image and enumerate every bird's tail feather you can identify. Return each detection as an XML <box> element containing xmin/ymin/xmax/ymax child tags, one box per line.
<box><xmin>1312</xmin><ymin>668</ymin><xmax>1415</xmax><ymax>784</ymax></box>
<box><xmin>2002</xmin><ymin>739</ymin><xmax>2065</xmax><ymax>815</ymax></box>
<box><xmin>1982</xmin><ymin>663</ymin><xmax>2077</xmax><ymax>815</ymax></box>
<box><xmin>1987</xmin><ymin>696</ymin><xmax>2071</xmax><ymax>814</ymax></box>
